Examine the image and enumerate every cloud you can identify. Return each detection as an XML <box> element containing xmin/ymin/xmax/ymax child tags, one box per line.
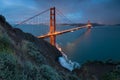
<box><xmin>0</xmin><ymin>0</ymin><xmax>120</xmax><ymax>24</ymax></box>
<box><xmin>0</xmin><ymin>0</ymin><xmax>39</xmax><ymax>23</ymax></box>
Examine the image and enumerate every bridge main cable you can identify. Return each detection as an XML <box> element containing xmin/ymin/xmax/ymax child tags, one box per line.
<box><xmin>14</xmin><ymin>9</ymin><xmax>49</xmax><ymax>27</ymax></box>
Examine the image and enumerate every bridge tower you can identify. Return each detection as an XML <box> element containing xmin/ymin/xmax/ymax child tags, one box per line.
<box><xmin>50</xmin><ymin>7</ymin><xmax>56</xmax><ymax>46</ymax></box>
<box><xmin>87</xmin><ymin>20</ymin><xmax>92</xmax><ymax>29</ymax></box>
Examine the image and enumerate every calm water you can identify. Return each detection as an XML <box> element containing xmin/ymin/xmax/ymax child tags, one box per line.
<box><xmin>14</xmin><ymin>25</ymin><xmax>120</xmax><ymax>63</ymax></box>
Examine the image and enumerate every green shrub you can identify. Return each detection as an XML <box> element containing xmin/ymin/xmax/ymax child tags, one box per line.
<box><xmin>0</xmin><ymin>40</ymin><xmax>63</xmax><ymax>80</ymax></box>
<box><xmin>19</xmin><ymin>61</ymin><xmax>62</xmax><ymax>80</ymax></box>
<box><xmin>22</xmin><ymin>41</ymin><xmax>46</xmax><ymax>64</ymax></box>
<box><xmin>39</xmin><ymin>65</ymin><xmax>62</xmax><ymax>80</ymax></box>
<box><xmin>68</xmin><ymin>75</ymin><xmax>80</xmax><ymax>80</ymax></box>
<box><xmin>0</xmin><ymin>53</ymin><xmax>38</xmax><ymax>80</ymax></box>
<box><xmin>0</xmin><ymin>36</ymin><xmax>13</xmax><ymax>53</ymax></box>
<box><xmin>0</xmin><ymin>52</ymin><xmax>24</xmax><ymax>80</ymax></box>
<box><xmin>22</xmin><ymin>61</ymin><xmax>43</xmax><ymax>80</ymax></box>
<box><xmin>102</xmin><ymin>71</ymin><xmax>120</xmax><ymax>80</ymax></box>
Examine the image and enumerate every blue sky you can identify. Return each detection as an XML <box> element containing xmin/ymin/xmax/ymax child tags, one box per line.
<box><xmin>0</xmin><ymin>0</ymin><xmax>120</xmax><ymax>24</ymax></box>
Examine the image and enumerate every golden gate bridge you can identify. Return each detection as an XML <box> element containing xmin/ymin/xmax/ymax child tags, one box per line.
<box><xmin>15</xmin><ymin>7</ymin><xmax>92</xmax><ymax>47</ymax></box>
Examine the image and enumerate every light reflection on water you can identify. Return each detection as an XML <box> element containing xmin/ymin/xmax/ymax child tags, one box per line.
<box><xmin>62</xmin><ymin>29</ymin><xmax>91</xmax><ymax>56</ymax></box>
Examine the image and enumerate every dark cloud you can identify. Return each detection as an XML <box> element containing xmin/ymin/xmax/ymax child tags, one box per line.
<box><xmin>0</xmin><ymin>0</ymin><xmax>120</xmax><ymax>24</ymax></box>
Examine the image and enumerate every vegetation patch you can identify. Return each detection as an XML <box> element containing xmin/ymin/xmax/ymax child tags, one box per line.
<box><xmin>21</xmin><ymin>41</ymin><xmax>46</xmax><ymax>64</ymax></box>
<box><xmin>102</xmin><ymin>70</ymin><xmax>120</xmax><ymax>80</ymax></box>
<box><xmin>0</xmin><ymin>36</ymin><xmax>13</xmax><ymax>53</ymax></box>
<box><xmin>39</xmin><ymin>64</ymin><xmax>62</xmax><ymax>80</ymax></box>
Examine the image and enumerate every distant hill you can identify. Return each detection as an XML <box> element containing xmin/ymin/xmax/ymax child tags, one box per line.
<box><xmin>92</xmin><ymin>23</ymin><xmax>105</xmax><ymax>26</ymax></box>
<box><xmin>59</xmin><ymin>23</ymin><xmax>105</xmax><ymax>27</ymax></box>
<box><xmin>114</xmin><ymin>24</ymin><xmax>120</xmax><ymax>26</ymax></box>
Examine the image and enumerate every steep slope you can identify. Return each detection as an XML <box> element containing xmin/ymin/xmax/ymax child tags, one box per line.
<box><xmin>0</xmin><ymin>15</ymin><xmax>80</xmax><ymax>80</ymax></box>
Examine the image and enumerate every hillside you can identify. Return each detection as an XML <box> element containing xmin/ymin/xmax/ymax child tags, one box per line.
<box><xmin>0</xmin><ymin>15</ymin><xmax>80</xmax><ymax>80</ymax></box>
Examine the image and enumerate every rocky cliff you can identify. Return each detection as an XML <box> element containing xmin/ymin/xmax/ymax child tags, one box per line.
<box><xmin>0</xmin><ymin>15</ymin><xmax>80</xmax><ymax>80</ymax></box>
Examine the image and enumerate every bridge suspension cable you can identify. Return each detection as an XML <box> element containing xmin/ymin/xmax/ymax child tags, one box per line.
<box><xmin>14</xmin><ymin>9</ymin><xmax>49</xmax><ymax>27</ymax></box>
<box><xmin>56</xmin><ymin>9</ymin><xmax>74</xmax><ymax>24</ymax></box>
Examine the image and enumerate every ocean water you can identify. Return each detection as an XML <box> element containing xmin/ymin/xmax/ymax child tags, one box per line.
<box><xmin>14</xmin><ymin>25</ymin><xmax>120</xmax><ymax>63</ymax></box>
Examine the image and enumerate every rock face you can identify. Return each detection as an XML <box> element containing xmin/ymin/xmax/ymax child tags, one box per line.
<box><xmin>0</xmin><ymin>15</ymin><xmax>80</xmax><ymax>80</ymax></box>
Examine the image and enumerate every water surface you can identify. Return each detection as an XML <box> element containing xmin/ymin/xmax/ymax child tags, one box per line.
<box><xmin>14</xmin><ymin>25</ymin><xmax>120</xmax><ymax>63</ymax></box>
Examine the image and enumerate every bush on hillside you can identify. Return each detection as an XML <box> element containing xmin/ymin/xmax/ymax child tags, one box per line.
<box><xmin>0</xmin><ymin>36</ymin><xmax>13</xmax><ymax>53</ymax></box>
<box><xmin>102</xmin><ymin>70</ymin><xmax>120</xmax><ymax>80</ymax></box>
<box><xmin>0</xmin><ymin>52</ymin><xmax>63</xmax><ymax>80</ymax></box>
<box><xmin>21</xmin><ymin>41</ymin><xmax>46</xmax><ymax>64</ymax></box>
<box><xmin>0</xmin><ymin>53</ymin><xmax>25</xmax><ymax>80</ymax></box>
<box><xmin>39</xmin><ymin>64</ymin><xmax>62</xmax><ymax>80</ymax></box>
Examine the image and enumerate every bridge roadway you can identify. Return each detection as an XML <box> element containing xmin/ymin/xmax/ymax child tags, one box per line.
<box><xmin>37</xmin><ymin>25</ymin><xmax>87</xmax><ymax>39</ymax></box>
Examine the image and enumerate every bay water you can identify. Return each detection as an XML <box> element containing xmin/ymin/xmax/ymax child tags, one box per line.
<box><xmin>14</xmin><ymin>25</ymin><xmax>120</xmax><ymax>63</ymax></box>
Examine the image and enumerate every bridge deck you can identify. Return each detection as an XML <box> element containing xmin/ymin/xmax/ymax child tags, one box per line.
<box><xmin>37</xmin><ymin>25</ymin><xmax>87</xmax><ymax>39</ymax></box>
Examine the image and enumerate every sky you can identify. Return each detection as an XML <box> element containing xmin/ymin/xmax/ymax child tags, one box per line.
<box><xmin>0</xmin><ymin>0</ymin><xmax>120</xmax><ymax>25</ymax></box>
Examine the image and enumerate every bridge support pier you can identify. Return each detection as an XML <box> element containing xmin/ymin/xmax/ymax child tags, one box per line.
<box><xmin>50</xmin><ymin>7</ymin><xmax>56</xmax><ymax>46</ymax></box>
<box><xmin>87</xmin><ymin>20</ymin><xmax>92</xmax><ymax>29</ymax></box>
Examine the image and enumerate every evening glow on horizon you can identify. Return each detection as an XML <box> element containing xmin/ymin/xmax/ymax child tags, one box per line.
<box><xmin>0</xmin><ymin>0</ymin><xmax>120</xmax><ymax>25</ymax></box>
